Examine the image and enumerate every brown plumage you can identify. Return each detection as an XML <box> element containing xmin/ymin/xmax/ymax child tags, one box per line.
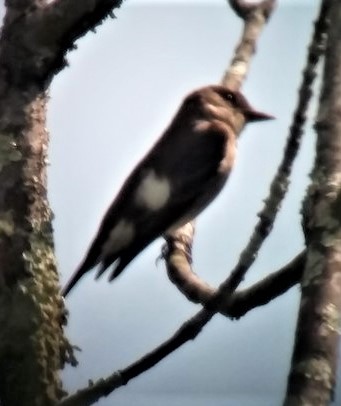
<box><xmin>62</xmin><ymin>85</ymin><xmax>273</xmax><ymax>297</ymax></box>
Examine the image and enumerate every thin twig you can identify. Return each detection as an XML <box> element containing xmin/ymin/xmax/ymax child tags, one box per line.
<box><xmin>166</xmin><ymin>0</ymin><xmax>327</xmax><ymax>310</ymax></box>
<box><xmin>222</xmin><ymin>0</ymin><xmax>276</xmax><ymax>90</ymax></box>
<box><xmin>164</xmin><ymin>224</ymin><xmax>305</xmax><ymax>317</ymax></box>
<box><xmin>59</xmin><ymin>251</ymin><xmax>305</xmax><ymax>406</ymax></box>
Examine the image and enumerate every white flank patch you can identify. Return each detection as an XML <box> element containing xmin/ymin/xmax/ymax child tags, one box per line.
<box><xmin>102</xmin><ymin>219</ymin><xmax>135</xmax><ymax>256</ymax></box>
<box><xmin>135</xmin><ymin>169</ymin><xmax>171</xmax><ymax>210</ymax></box>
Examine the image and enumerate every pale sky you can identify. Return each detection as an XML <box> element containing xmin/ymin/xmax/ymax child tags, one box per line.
<box><xmin>129</xmin><ymin>0</ymin><xmax>311</xmax><ymax>4</ymax></box>
<box><xmin>46</xmin><ymin>2</ymin><xmax>334</xmax><ymax>406</ymax></box>
<box><xmin>1</xmin><ymin>1</ymin><xmax>338</xmax><ymax>406</ymax></box>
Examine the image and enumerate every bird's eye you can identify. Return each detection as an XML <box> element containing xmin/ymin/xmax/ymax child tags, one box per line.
<box><xmin>226</xmin><ymin>92</ymin><xmax>236</xmax><ymax>104</ymax></box>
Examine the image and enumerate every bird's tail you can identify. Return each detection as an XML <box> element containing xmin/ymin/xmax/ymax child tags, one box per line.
<box><xmin>95</xmin><ymin>252</ymin><xmax>135</xmax><ymax>282</ymax></box>
<box><xmin>62</xmin><ymin>249</ymin><xmax>136</xmax><ymax>296</ymax></box>
<box><xmin>62</xmin><ymin>237</ymin><xmax>105</xmax><ymax>297</ymax></box>
<box><xmin>61</xmin><ymin>256</ymin><xmax>98</xmax><ymax>297</ymax></box>
<box><xmin>61</xmin><ymin>267</ymin><xmax>85</xmax><ymax>297</ymax></box>
<box><xmin>94</xmin><ymin>256</ymin><xmax>127</xmax><ymax>281</ymax></box>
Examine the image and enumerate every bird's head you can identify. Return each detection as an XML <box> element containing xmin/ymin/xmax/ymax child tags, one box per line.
<box><xmin>199</xmin><ymin>85</ymin><xmax>274</xmax><ymax>133</ymax></box>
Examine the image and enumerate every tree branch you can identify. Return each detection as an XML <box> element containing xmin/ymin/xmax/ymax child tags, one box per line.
<box><xmin>222</xmin><ymin>0</ymin><xmax>276</xmax><ymax>90</ymax></box>
<box><xmin>164</xmin><ymin>0</ymin><xmax>277</xmax><ymax>305</ymax></box>
<box><xmin>227</xmin><ymin>251</ymin><xmax>305</xmax><ymax>318</ymax></box>
<box><xmin>40</xmin><ymin>0</ymin><xmax>123</xmax><ymax>81</ymax></box>
<box><xmin>165</xmin><ymin>0</ymin><xmax>328</xmax><ymax>311</ymax></box>
<box><xmin>228</xmin><ymin>0</ymin><xmax>275</xmax><ymax>20</ymax></box>
<box><xmin>164</xmin><ymin>224</ymin><xmax>305</xmax><ymax>317</ymax></box>
<box><xmin>60</xmin><ymin>0</ymin><xmax>327</xmax><ymax>402</ymax></box>
<box><xmin>59</xmin><ymin>1</ymin><xmax>277</xmax><ymax>404</ymax></box>
<box><xmin>0</xmin><ymin>0</ymin><xmax>123</xmax><ymax>94</ymax></box>
<box><xmin>59</xmin><ymin>250</ymin><xmax>305</xmax><ymax>406</ymax></box>
<box><xmin>165</xmin><ymin>224</ymin><xmax>305</xmax><ymax>317</ymax></box>
<box><xmin>41</xmin><ymin>0</ymin><xmax>122</xmax><ymax>50</ymax></box>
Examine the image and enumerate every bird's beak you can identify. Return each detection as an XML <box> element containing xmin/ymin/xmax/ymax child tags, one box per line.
<box><xmin>245</xmin><ymin>108</ymin><xmax>275</xmax><ymax>122</ymax></box>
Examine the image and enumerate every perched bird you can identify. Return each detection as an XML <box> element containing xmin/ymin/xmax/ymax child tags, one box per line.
<box><xmin>62</xmin><ymin>85</ymin><xmax>273</xmax><ymax>296</ymax></box>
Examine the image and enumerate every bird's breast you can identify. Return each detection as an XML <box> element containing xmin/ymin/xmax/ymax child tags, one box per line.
<box><xmin>218</xmin><ymin>134</ymin><xmax>236</xmax><ymax>174</ymax></box>
<box><xmin>193</xmin><ymin>117</ymin><xmax>237</xmax><ymax>176</ymax></box>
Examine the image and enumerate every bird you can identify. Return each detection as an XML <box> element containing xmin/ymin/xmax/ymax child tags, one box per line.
<box><xmin>62</xmin><ymin>85</ymin><xmax>273</xmax><ymax>296</ymax></box>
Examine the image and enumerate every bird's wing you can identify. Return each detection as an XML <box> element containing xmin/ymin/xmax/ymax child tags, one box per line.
<box><xmin>102</xmin><ymin>121</ymin><xmax>232</xmax><ymax>280</ymax></box>
<box><xmin>62</xmin><ymin>120</ymin><xmax>233</xmax><ymax>296</ymax></box>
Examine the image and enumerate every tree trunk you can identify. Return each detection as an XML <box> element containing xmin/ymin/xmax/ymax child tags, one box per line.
<box><xmin>285</xmin><ymin>1</ymin><xmax>341</xmax><ymax>404</ymax></box>
<box><xmin>0</xmin><ymin>9</ymin><xmax>68</xmax><ymax>406</ymax></box>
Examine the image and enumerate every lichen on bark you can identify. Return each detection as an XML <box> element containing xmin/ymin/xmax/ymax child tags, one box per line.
<box><xmin>0</xmin><ymin>93</ymin><xmax>69</xmax><ymax>405</ymax></box>
<box><xmin>285</xmin><ymin>1</ymin><xmax>341</xmax><ymax>404</ymax></box>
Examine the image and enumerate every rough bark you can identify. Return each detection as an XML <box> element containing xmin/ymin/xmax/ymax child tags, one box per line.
<box><xmin>0</xmin><ymin>8</ymin><xmax>68</xmax><ymax>399</ymax></box>
<box><xmin>0</xmin><ymin>0</ymin><xmax>123</xmax><ymax>405</ymax></box>
<box><xmin>222</xmin><ymin>0</ymin><xmax>275</xmax><ymax>90</ymax></box>
<box><xmin>0</xmin><ymin>87</ymin><xmax>67</xmax><ymax>405</ymax></box>
<box><xmin>284</xmin><ymin>1</ymin><xmax>341</xmax><ymax>405</ymax></box>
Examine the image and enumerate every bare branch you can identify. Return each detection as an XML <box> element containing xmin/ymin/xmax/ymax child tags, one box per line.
<box><xmin>60</xmin><ymin>1</ymin><xmax>277</xmax><ymax>401</ymax></box>
<box><xmin>164</xmin><ymin>223</ymin><xmax>215</xmax><ymax>304</ymax></box>
<box><xmin>228</xmin><ymin>0</ymin><xmax>275</xmax><ymax>20</ymax></box>
<box><xmin>166</xmin><ymin>0</ymin><xmax>327</xmax><ymax>311</ymax></box>
<box><xmin>223</xmin><ymin>0</ymin><xmax>326</xmax><ymax>294</ymax></box>
<box><xmin>40</xmin><ymin>0</ymin><xmax>122</xmax><ymax>47</ymax></box>
<box><xmin>59</xmin><ymin>372</ymin><xmax>124</xmax><ymax>406</ymax></box>
<box><xmin>37</xmin><ymin>0</ymin><xmax>122</xmax><ymax>80</ymax></box>
<box><xmin>59</xmin><ymin>251</ymin><xmax>305</xmax><ymax>406</ymax></box>
<box><xmin>222</xmin><ymin>0</ymin><xmax>276</xmax><ymax>90</ymax></box>
<box><xmin>164</xmin><ymin>224</ymin><xmax>305</xmax><ymax>317</ymax></box>
<box><xmin>0</xmin><ymin>0</ymin><xmax>123</xmax><ymax>94</ymax></box>
<box><xmin>227</xmin><ymin>251</ymin><xmax>305</xmax><ymax>318</ymax></box>
<box><xmin>164</xmin><ymin>0</ymin><xmax>276</xmax><ymax>310</ymax></box>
